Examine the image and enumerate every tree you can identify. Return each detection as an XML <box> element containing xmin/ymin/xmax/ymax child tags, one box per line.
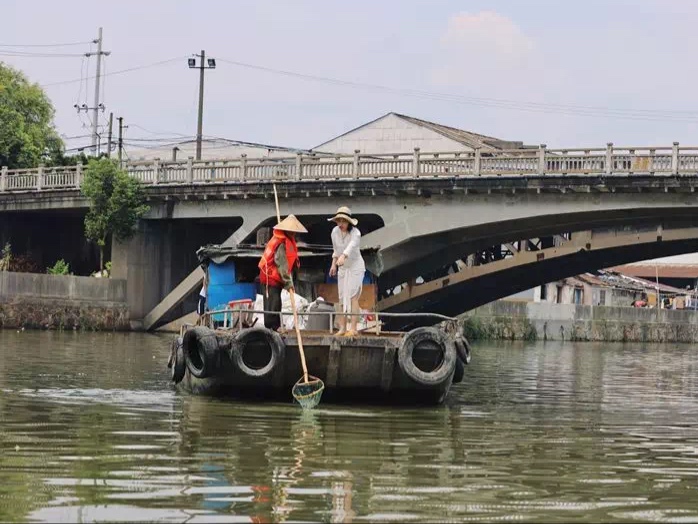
<box><xmin>81</xmin><ymin>158</ymin><xmax>149</xmax><ymax>271</ymax></box>
<box><xmin>0</xmin><ymin>62</ymin><xmax>64</xmax><ymax>169</ymax></box>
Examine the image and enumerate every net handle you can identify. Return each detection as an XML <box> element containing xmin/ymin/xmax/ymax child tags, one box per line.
<box><xmin>290</xmin><ymin>289</ymin><xmax>310</xmax><ymax>383</ymax></box>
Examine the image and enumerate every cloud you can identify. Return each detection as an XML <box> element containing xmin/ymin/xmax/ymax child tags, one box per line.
<box><xmin>431</xmin><ymin>11</ymin><xmax>539</xmax><ymax>89</ymax></box>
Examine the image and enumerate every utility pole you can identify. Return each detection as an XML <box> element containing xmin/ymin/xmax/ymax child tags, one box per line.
<box><xmin>117</xmin><ymin>116</ymin><xmax>124</xmax><ymax>167</ymax></box>
<box><xmin>85</xmin><ymin>27</ymin><xmax>110</xmax><ymax>155</ymax></box>
<box><xmin>106</xmin><ymin>112</ymin><xmax>113</xmax><ymax>158</ymax></box>
<box><xmin>188</xmin><ymin>50</ymin><xmax>216</xmax><ymax>160</ymax></box>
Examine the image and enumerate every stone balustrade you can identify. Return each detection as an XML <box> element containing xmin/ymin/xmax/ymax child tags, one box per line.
<box><xmin>1</xmin><ymin>142</ymin><xmax>696</xmax><ymax>193</ymax></box>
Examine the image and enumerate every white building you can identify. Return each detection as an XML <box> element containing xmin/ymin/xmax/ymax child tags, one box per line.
<box><xmin>125</xmin><ymin>138</ymin><xmax>309</xmax><ymax>162</ymax></box>
<box><xmin>312</xmin><ymin>112</ymin><xmax>525</xmax><ymax>155</ymax></box>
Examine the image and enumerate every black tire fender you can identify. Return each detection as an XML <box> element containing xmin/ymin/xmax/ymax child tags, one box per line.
<box><xmin>170</xmin><ymin>336</ymin><xmax>186</xmax><ymax>384</ymax></box>
<box><xmin>455</xmin><ymin>336</ymin><xmax>472</xmax><ymax>365</ymax></box>
<box><xmin>231</xmin><ymin>327</ymin><xmax>285</xmax><ymax>379</ymax></box>
<box><xmin>398</xmin><ymin>327</ymin><xmax>457</xmax><ymax>387</ymax></box>
<box><xmin>183</xmin><ymin>326</ymin><xmax>219</xmax><ymax>379</ymax></box>
<box><xmin>453</xmin><ymin>357</ymin><xmax>464</xmax><ymax>384</ymax></box>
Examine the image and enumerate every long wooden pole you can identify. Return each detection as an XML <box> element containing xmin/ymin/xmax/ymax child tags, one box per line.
<box><xmin>273</xmin><ymin>184</ymin><xmax>310</xmax><ymax>384</ymax></box>
<box><xmin>290</xmin><ymin>290</ymin><xmax>309</xmax><ymax>383</ymax></box>
<box><xmin>273</xmin><ymin>184</ymin><xmax>281</xmax><ymax>223</ymax></box>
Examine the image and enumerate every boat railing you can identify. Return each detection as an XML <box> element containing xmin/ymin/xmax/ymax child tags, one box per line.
<box><xmin>186</xmin><ymin>307</ymin><xmax>457</xmax><ymax>337</ymax></box>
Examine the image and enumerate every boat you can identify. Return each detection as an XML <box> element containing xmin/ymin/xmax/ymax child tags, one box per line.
<box><xmin>167</xmin><ymin>243</ymin><xmax>473</xmax><ymax>405</ymax></box>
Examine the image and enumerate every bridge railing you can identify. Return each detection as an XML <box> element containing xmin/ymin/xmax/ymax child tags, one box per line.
<box><xmin>1</xmin><ymin>142</ymin><xmax>697</xmax><ymax>193</ymax></box>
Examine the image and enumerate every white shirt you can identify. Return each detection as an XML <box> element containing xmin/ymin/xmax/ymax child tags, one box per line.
<box><xmin>331</xmin><ymin>226</ymin><xmax>365</xmax><ymax>271</ymax></box>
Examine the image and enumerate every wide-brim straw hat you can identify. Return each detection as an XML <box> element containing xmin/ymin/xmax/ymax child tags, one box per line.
<box><xmin>273</xmin><ymin>214</ymin><xmax>308</xmax><ymax>233</ymax></box>
<box><xmin>328</xmin><ymin>206</ymin><xmax>358</xmax><ymax>226</ymax></box>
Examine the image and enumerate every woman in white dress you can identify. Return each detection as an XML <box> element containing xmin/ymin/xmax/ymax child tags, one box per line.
<box><xmin>328</xmin><ymin>206</ymin><xmax>365</xmax><ymax>337</ymax></box>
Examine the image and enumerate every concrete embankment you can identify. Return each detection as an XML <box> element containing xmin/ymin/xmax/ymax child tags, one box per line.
<box><xmin>462</xmin><ymin>301</ymin><xmax>698</xmax><ymax>343</ymax></box>
<box><xmin>0</xmin><ymin>271</ymin><xmax>129</xmax><ymax>330</ymax></box>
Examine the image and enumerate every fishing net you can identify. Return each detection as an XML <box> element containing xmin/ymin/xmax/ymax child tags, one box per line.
<box><xmin>292</xmin><ymin>375</ymin><xmax>325</xmax><ymax>409</ymax></box>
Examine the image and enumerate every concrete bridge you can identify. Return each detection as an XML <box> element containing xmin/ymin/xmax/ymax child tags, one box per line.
<box><xmin>3</xmin><ymin>142</ymin><xmax>698</xmax><ymax>330</ymax></box>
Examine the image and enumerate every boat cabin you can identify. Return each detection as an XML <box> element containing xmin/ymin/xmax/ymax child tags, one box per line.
<box><xmin>195</xmin><ymin>243</ymin><xmax>384</xmax><ymax>329</ymax></box>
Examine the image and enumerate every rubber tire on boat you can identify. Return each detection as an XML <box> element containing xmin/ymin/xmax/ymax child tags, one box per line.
<box><xmin>170</xmin><ymin>336</ymin><xmax>186</xmax><ymax>384</ymax></box>
<box><xmin>183</xmin><ymin>326</ymin><xmax>220</xmax><ymax>379</ymax></box>
<box><xmin>397</xmin><ymin>327</ymin><xmax>457</xmax><ymax>387</ymax></box>
<box><xmin>455</xmin><ymin>336</ymin><xmax>472</xmax><ymax>365</ymax></box>
<box><xmin>230</xmin><ymin>326</ymin><xmax>285</xmax><ymax>379</ymax></box>
<box><xmin>453</xmin><ymin>357</ymin><xmax>464</xmax><ymax>384</ymax></box>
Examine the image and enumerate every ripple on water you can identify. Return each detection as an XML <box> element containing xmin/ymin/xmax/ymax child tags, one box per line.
<box><xmin>1</xmin><ymin>333</ymin><xmax>698</xmax><ymax>522</ymax></box>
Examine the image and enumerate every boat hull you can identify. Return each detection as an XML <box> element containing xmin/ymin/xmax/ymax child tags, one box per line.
<box><xmin>174</xmin><ymin>330</ymin><xmax>458</xmax><ymax>405</ymax></box>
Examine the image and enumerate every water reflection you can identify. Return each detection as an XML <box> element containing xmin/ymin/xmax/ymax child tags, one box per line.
<box><xmin>0</xmin><ymin>331</ymin><xmax>697</xmax><ymax>522</ymax></box>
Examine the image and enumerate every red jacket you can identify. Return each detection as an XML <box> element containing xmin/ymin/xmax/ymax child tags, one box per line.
<box><xmin>258</xmin><ymin>230</ymin><xmax>300</xmax><ymax>288</ymax></box>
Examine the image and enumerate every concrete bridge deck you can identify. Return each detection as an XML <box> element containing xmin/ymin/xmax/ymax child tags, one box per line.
<box><xmin>1</xmin><ymin>142</ymin><xmax>698</xmax><ymax>199</ymax></box>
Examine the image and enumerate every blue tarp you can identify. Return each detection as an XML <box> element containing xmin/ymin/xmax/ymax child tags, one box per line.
<box><xmin>207</xmin><ymin>260</ymin><xmax>256</xmax><ymax>322</ymax></box>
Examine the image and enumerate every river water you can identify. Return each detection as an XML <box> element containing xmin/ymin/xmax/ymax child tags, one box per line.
<box><xmin>1</xmin><ymin>331</ymin><xmax>697</xmax><ymax>523</ymax></box>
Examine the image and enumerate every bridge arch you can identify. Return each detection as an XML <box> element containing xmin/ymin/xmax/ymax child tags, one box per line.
<box><xmin>379</xmin><ymin>224</ymin><xmax>698</xmax><ymax>329</ymax></box>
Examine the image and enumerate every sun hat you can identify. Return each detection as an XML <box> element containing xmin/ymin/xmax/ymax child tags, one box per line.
<box><xmin>273</xmin><ymin>215</ymin><xmax>308</xmax><ymax>233</ymax></box>
<box><xmin>328</xmin><ymin>206</ymin><xmax>358</xmax><ymax>226</ymax></box>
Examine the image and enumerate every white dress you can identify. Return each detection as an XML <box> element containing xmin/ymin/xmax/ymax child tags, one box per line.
<box><xmin>331</xmin><ymin>226</ymin><xmax>366</xmax><ymax>313</ymax></box>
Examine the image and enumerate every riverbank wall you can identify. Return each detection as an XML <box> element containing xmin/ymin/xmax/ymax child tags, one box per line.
<box><xmin>0</xmin><ymin>271</ymin><xmax>130</xmax><ymax>330</ymax></box>
<box><xmin>462</xmin><ymin>300</ymin><xmax>698</xmax><ymax>343</ymax></box>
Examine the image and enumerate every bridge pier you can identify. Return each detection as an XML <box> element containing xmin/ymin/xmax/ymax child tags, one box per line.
<box><xmin>111</xmin><ymin>221</ymin><xmax>173</xmax><ymax>328</ymax></box>
<box><xmin>111</xmin><ymin>217</ymin><xmax>245</xmax><ymax>329</ymax></box>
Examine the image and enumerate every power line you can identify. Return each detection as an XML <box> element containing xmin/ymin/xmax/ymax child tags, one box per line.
<box><xmin>121</xmin><ymin>136</ymin><xmax>197</xmax><ymax>143</ymax></box>
<box><xmin>0</xmin><ymin>50</ymin><xmax>86</xmax><ymax>58</ymax></box>
<box><xmin>41</xmin><ymin>56</ymin><xmax>188</xmax><ymax>87</ymax></box>
<box><xmin>129</xmin><ymin>123</ymin><xmax>191</xmax><ymax>138</ymax></box>
<box><xmin>217</xmin><ymin>57</ymin><xmax>698</xmax><ymax>123</ymax></box>
<box><xmin>0</xmin><ymin>41</ymin><xmax>91</xmax><ymax>48</ymax></box>
<box><xmin>61</xmin><ymin>134</ymin><xmax>93</xmax><ymax>140</ymax></box>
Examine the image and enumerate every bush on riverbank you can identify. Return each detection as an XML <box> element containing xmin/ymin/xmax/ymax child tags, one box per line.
<box><xmin>47</xmin><ymin>259</ymin><xmax>71</xmax><ymax>276</ymax></box>
<box><xmin>461</xmin><ymin>315</ymin><xmax>538</xmax><ymax>341</ymax></box>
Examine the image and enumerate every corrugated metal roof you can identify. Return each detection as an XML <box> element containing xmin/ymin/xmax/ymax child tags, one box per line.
<box><xmin>312</xmin><ymin>112</ymin><xmax>523</xmax><ymax>152</ymax></box>
<box><xmin>612</xmin><ymin>263</ymin><xmax>698</xmax><ymax>280</ymax></box>
<box><xmin>570</xmin><ymin>270</ymin><xmax>689</xmax><ymax>294</ymax></box>
<box><xmin>393</xmin><ymin>113</ymin><xmax>523</xmax><ymax>151</ymax></box>
<box><xmin>561</xmin><ymin>270</ymin><xmax>688</xmax><ymax>295</ymax></box>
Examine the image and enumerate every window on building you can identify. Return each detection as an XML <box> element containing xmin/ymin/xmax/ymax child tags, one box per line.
<box><xmin>599</xmin><ymin>289</ymin><xmax>606</xmax><ymax>305</ymax></box>
<box><xmin>556</xmin><ymin>286</ymin><xmax>563</xmax><ymax>304</ymax></box>
<box><xmin>540</xmin><ymin>285</ymin><xmax>548</xmax><ymax>301</ymax></box>
<box><xmin>573</xmin><ymin>287</ymin><xmax>583</xmax><ymax>305</ymax></box>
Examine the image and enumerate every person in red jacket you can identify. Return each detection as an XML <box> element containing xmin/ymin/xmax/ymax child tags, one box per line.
<box><xmin>258</xmin><ymin>215</ymin><xmax>308</xmax><ymax>331</ymax></box>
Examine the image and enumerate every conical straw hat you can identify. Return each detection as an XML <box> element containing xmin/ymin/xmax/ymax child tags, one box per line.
<box><xmin>273</xmin><ymin>214</ymin><xmax>308</xmax><ymax>233</ymax></box>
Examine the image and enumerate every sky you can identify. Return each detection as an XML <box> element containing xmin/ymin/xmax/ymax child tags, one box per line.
<box><xmin>3</xmin><ymin>0</ymin><xmax>698</xmax><ymax>156</ymax></box>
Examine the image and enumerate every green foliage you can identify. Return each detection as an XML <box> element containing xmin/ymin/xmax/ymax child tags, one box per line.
<box><xmin>522</xmin><ymin>319</ymin><xmax>538</xmax><ymax>341</ymax></box>
<box><xmin>0</xmin><ymin>62</ymin><xmax>64</xmax><ymax>169</ymax></box>
<box><xmin>47</xmin><ymin>259</ymin><xmax>70</xmax><ymax>275</ymax></box>
<box><xmin>461</xmin><ymin>315</ymin><xmax>538</xmax><ymax>341</ymax></box>
<box><xmin>91</xmin><ymin>261</ymin><xmax>111</xmax><ymax>278</ymax></box>
<box><xmin>0</xmin><ymin>242</ymin><xmax>10</xmax><ymax>271</ymax></box>
<box><xmin>81</xmin><ymin>158</ymin><xmax>149</xmax><ymax>269</ymax></box>
<box><xmin>54</xmin><ymin>151</ymin><xmax>92</xmax><ymax>167</ymax></box>
<box><xmin>461</xmin><ymin>317</ymin><xmax>489</xmax><ymax>341</ymax></box>
<box><xmin>0</xmin><ymin>242</ymin><xmax>40</xmax><ymax>273</ymax></box>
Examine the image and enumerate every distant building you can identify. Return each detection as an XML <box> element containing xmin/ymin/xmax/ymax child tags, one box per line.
<box><xmin>125</xmin><ymin>138</ymin><xmax>311</xmax><ymax>162</ymax></box>
<box><xmin>612</xmin><ymin>262</ymin><xmax>698</xmax><ymax>290</ymax></box>
<box><xmin>126</xmin><ymin>112</ymin><xmax>529</xmax><ymax>161</ymax></box>
<box><xmin>532</xmin><ymin>270</ymin><xmax>692</xmax><ymax>309</ymax></box>
<box><xmin>312</xmin><ymin>112</ymin><xmax>526</xmax><ymax>155</ymax></box>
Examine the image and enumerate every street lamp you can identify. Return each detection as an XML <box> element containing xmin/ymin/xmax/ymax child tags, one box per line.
<box><xmin>188</xmin><ymin>50</ymin><xmax>216</xmax><ymax>160</ymax></box>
